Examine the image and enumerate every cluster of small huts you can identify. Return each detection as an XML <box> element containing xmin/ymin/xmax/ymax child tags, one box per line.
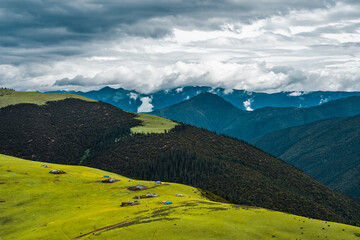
<box><xmin>43</xmin><ymin>165</ymin><xmax>184</xmax><ymax>208</ymax></box>
<box><xmin>121</xmin><ymin>181</ymin><xmax>185</xmax><ymax>207</ymax></box>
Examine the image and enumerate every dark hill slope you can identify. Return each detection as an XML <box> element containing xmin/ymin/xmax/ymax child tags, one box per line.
<box><xmin>152</xmin><ymin>92</ymin><xmax>246</xmax><ymax>132</ymax></box>
<box><xmin>152</xmin><ymin>94</ymin><xmax>360</xmax><ymax>142</ymax></box>
<box><xmin>0</xmin><ymin>99</ymin><xmax>140</xmax><ymax>164</ymax></box>
<box><xmin>253</xmin><ymin>115</ymin><xmax>360</xmax><ymax>198</ymax></box>
<box><xmin>1</xmin><ymin>99</ymin><xmax>360</xmax><ymax>225</ymax></box>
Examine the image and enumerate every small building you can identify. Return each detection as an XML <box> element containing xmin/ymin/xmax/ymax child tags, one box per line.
<box><xmin>121</xmin><ymin>201</ymin><xmax>139</xmax><ymax>207</ymax></box>
<box><xmin>101</xmin><ymin>178</ymin><xmax>119</xmax><ymax>183</ymax></box>
<box><xmin>175</xmin><ymin>194</ymin><xmax>184</xmax><ymax>197</ymax></box>
<box><xmin>41</xmin><ymin>164</ymin><xmax>48</xmax><ymax>168</ymax></box>
<box><xmin>103</xmin><ymin>175</ymin><xmax>110</xmax><ymax>178</ymax></box>
<box><xmin>134</xmin><ymin>193</ymin><xmax>159</xmax><ymax>199</ymax></box>
<box><xmin>161</xmin><ymin>201</ymin><xmax>172</xmax><ymax>205</ymax></box>
<box><xmin>145</xmin><ymin>193</ymin><xmax>159</xmax><ymax>197</ymax></box>
<box><xmin>49</xmin><ymin>170</ymin><xmax>66</xmax><ymax>174</ymax></box>
<box><xmin>128</xmin><ymin>185</ymin><xmax>148</xmax><ymax>191</ymax></box>
<box><xmin>155</xmin><ymin>181</ymin><xmax>161</xmax><ymax>184</ymax></box>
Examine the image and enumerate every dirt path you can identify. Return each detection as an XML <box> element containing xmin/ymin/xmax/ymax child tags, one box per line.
<box><xmin>71</xmin><ymin>217</ymin><xmax>178</xmax><ymax>239</ymax></box>
<box><xmin>72</xmin><ymin>220</ymin><xmax>133</xmax><ymax>239</ymax></box>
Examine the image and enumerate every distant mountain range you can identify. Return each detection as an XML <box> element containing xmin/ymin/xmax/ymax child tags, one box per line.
<box><xmin>51</xmin><ymin>86</ymin><xmax>360</xmax><ymax>112</ymax></box>
<box><xmin>150</xmin><ymin>93</ymin><xmax>360</xmax><ymax>199</ymax></box>
<box><xmin>2</xmin><ymin>92</ymin><xmax>360</xmax><ymax>225</ymax></box>
<box><xmin>151</xmin><ymin>92</ymin><xmax>360</xmax><ymax>142</ymax></box>
<box><xmin>253</xmin><ymin>114</ymin><xmax>360</xmax><ymax>198</ymax></box>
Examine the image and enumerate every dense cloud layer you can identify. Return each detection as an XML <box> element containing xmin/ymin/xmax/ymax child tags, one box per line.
<box><xmin>1</xmin><ymin>0</ymin><xmax>359</xmax><ymax>92</ymax></box>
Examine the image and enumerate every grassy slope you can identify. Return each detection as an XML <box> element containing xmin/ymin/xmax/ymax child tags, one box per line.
<box><xmin>1</xmin><ymin>154</ymin><xmax>360</xmax><ymax>240</ymax></box>
<box><xmin>0</xmin><ymin>89</ymin><xmax>96</xmax><ymax>108</ymax></box>
<box><xmin>131</xmin><ymin>113</ymin><xmax>178</xmax><ymax>134</ymax></box>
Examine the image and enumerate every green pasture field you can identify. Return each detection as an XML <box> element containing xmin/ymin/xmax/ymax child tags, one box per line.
<box><xmin>1</xmin><ymin>154</ymin><xmax>360</xmax><ymax>240</ymax></box>
<box><xmin>0</xmin><ymin>89</ymin><xmax>96</xmax><ymax>108</ymax></box>
<box><xmin>131</xmin><ymin>113</ymin><xmax>178</xmax><ymax>134</ymax></box>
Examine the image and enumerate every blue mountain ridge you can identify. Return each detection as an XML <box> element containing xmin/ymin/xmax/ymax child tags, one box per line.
<box><xmin>49</xmin><ymin>86</ymin><xmax>360</xmax><ymax>113</ymax></box>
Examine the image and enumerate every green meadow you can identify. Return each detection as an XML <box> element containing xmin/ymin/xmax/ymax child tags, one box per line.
<box><xmin>0</xmin><ymin>89</ymin><xmax>96</xmax><ymax>108</ymax></box>
<box><xmin>131</xmin><ymin>113</ymin><xmax>178</xmax><ymax>134</ymax></box>
<box><xmin>1</xmin><ymin>154</ymin><xmax>360</xmax><ymax>240</ymax></box>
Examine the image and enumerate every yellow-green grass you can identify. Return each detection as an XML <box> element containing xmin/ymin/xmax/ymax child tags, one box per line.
<box><xmin>131</xmin><ymin>113</ymin><xmax>178</xmax><ymax>134</ymax></box>
<box><xmin>1</xmin><ymin>154</ymin><xmax>360</xmax><ymax>240</ymax></box>
<box><xmin>0</xmin><ymin>90</ymin><xmax>96</xmax><ymax>108</ymax></box>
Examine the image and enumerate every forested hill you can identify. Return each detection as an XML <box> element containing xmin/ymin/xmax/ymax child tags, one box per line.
<box><xmin>0</xmin><ymin>99</ymin><xmax>140</xmax><ymax>165</ymax></box>
<box><xmin>253</xmin><ymin>114</ymin><xmax>360</xmax><ymax>199</ymax></box>
<box><xmin>1</xmin><ymin>98</ymin><xmax>360</xmax><ymax>226</ymax></box>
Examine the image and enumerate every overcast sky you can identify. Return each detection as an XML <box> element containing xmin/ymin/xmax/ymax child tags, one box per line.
<box><xmin>1</xmin><ymin>0</ymin><xmax>360</xmax><ymax>93</ymax></box>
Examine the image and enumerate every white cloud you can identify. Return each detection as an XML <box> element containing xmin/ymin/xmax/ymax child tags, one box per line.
<box><xmin>176</xmin><ymin>87</ymin><xmax>183</xmax><ymax>93</ymax></box>
<box><xmin>86</xmin><ymin>56</ymin><xmax>119</xmax><ymax>61</ymax></box>
<box><xmin>319</xmin><ymin>98</ymin><xmax>329</xmax><ymax>105</ymax></box>
<box><xmin>2</xmin><ymin>1</ymin><xmax>360</xmax><ymax>94</ymax></box>
<box><xmin>288</xmin><ymin>91</ymin><xmax>308</xmax><ymax>97</ymax></box>
<box><xmin>322</xmin><ymin>33</ymin><xmax>360</xmax><ymax>43</ymax></box>
<box><xmin>129</xmin><ymin>92</ymin><xmax>139</xmax><ymax>100</ymax></box>
<box><xmin>137</xmin><ymin>97</ymin><xmax>154</xmax><ymax>113</ymax></box>
<box><xmin>223</xmin><ymin>88</ymin><xmax>234</xmax><ymax>95</ymax></box>
<box><xmin>243</xmin><ymin>99</ymin><xmax>254</xmax><ymax>111</ymax></box>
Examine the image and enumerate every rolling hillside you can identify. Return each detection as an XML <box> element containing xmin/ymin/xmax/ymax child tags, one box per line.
<box><xmin>151</xmin><ymin>93</ymin><xmax>360</xmax><ymax>142</ymax></box>
<box><xmin>2</xmin><ymin>154</ymin><xmax>360</xmax><ymax>240</ymax></box>
<box><xmin>1</xmin><ymin>95</ymin><xmax>360</xmax><ymax>226</ymax></box>
<box><xmin>0</xmin><ymin>88</ymin><xmax>96</xmax><ymax>108</ymax></box>
<box><xmin>253</xmin><ymin>115</ymin><xmax>360</xmax><ymax>199</ymax></box>
<box><xmin>0</xmin><ymin>98</ymin><xmax>140</xmax><ymax>165</ymax></box>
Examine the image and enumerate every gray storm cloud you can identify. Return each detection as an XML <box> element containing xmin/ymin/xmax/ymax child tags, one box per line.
<box><xmin>0</xmin><ymin>0</ymin><xmax>360</xmax><ymax>93</ymax></box>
